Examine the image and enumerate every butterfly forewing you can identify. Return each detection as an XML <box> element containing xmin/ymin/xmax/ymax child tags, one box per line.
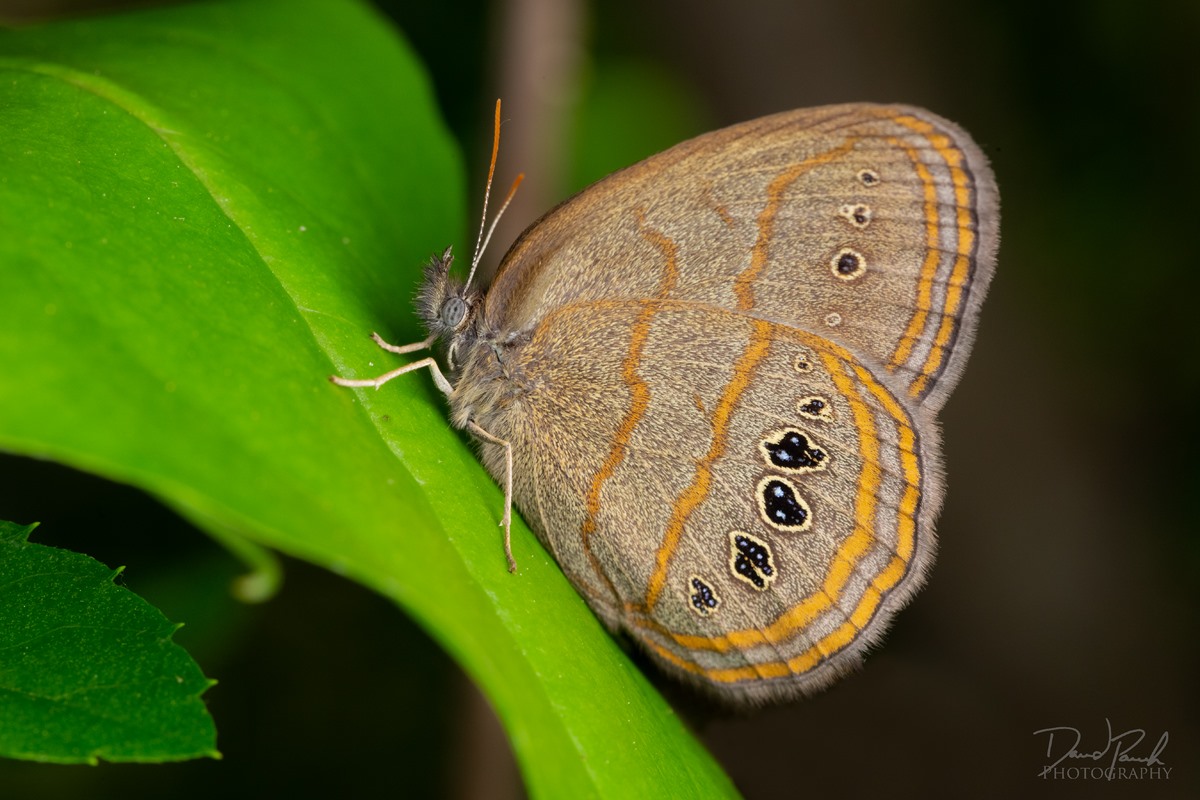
<box><xmin>484</xmin><ymin>103</ymin><xmax>997</xmax><ymax>410</ymax></box>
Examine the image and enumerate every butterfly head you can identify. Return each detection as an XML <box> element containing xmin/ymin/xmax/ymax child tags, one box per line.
<box><xmin>417</xmin><ymin>246</ymin><xmax>483</xmax><ymax>371</ymax></box>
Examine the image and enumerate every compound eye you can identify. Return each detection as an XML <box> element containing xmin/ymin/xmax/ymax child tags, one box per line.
<box><xmin>440</xmin><ymin>296</ymin><xmax>467</xmax><ymax>328</ymax></box>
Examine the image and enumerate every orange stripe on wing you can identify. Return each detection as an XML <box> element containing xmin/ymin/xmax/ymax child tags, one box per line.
<box><xmin>641</xmin><ymin>143</ymin><xmax>860</xmax><ymax>612</ymax></box>
<box><xmin>886</xmin><ymin>137</ymin><xmax>942</xmax><ymax>371</ymax></box>
<box><xmin>643</xmin><ymin>318</ymin><xmax>772</xmax><ymax>611</ymax></box>
<box><xmin>578</xmin><ymin>214</ymin><xmax>680</xmax><ymax>592</ymax></box>
<box><xmin>735</xmin><ymin>139</ymin><xmax>859</xmax><ymax>310</ymax></box>
<box><xmin>889</xmin><ymin>114</ymin><xmax>978</xmax><ymax>400</ymax></box>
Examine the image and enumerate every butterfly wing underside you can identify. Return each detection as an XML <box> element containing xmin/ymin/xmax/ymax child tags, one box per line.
<box><xmin>498</xmin><ymin>301</ymin><xmax>935</xmax><ymax>701</ymax></box>
<box><xmin>485</xmin><ymin>102</ymin><xmax>998</xmax><ymax>412</ymax></box>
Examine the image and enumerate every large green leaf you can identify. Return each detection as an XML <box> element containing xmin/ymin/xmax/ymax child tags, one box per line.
<box><xmin>0</xmin><ymin>0</ymin><xmax>737</xmax><ymax>796</ymax></box>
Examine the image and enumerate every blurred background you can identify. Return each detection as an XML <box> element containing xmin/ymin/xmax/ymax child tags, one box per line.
<box><xmin>2</xmin><ymin>0</ymin><xmax>1197</xmax><ymax>797</ymax></box>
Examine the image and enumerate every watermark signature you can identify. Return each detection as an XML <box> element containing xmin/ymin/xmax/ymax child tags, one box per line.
<box><xmin>1034</xmin><ymin>719</ymin><xmax>1169</xmax><ymax>780</ymax></box>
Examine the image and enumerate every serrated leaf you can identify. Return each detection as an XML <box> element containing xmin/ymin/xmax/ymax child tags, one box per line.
<box><xmin>0</xmin><ymin>1</ymin><xmax>738</xmax><ymax>797</ymax></box>
<box><xmin>0</xmin><ymin>520</ymin><xmax>217</xmax><ymax>764</ymax></box>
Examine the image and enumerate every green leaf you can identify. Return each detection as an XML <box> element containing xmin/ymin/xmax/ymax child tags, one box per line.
<box><xmin>0</xmin><ymin>520</ymin><xmax>217</xmax><ymax>764</ymax></box>
<box><xmin>0</xmin><ymin>1</ymin><xmax>738</xmax><ymax>796</ymax></box>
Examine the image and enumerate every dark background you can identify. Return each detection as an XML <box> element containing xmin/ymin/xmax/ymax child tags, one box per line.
<box><xmin>2</xmin><ymin>0</ymin><xmax>1197</xmax><ymax>797</ymax></box>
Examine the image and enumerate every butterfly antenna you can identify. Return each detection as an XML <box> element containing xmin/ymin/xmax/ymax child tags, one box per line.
<box><xmin>466</xmin><ymin>100</ymin><xmax>524</xmax><ymax>291</ymax></box>
<box><xmin>476</xmin><ymin>173</ymin><xmax>524</xmax><ymax>274</ymax></box>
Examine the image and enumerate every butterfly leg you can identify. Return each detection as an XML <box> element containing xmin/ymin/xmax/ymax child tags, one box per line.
<box><xmin>466</xmin><ymin>420</ymin><xmax>516</xmax><ymax>573</ymax></box>
<box><xmin>329</xmin><ymin>356</ymin><xmax>454</xmax><ymax>395</ymax></box>
<box><xmin>370</xmin><ymin>331</ymin><xmax>436</xmax><ymax>355</ymax></box>
<box><xmin>331</xmin><ymin>332</ymin><xmax>452</xmax><ymax>392</ymax></box>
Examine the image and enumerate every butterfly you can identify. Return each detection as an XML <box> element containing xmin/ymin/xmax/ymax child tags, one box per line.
<box><xmin>334</xmin><ymin>101</ymin><xmax>999</xmax><ymax>705</ymax></box>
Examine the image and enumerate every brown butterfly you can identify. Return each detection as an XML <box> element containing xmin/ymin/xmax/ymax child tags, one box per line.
<box><xmin>333</xmin><ymin>101</ymin><xmax>999</xmax><ymax>705</ymax></box>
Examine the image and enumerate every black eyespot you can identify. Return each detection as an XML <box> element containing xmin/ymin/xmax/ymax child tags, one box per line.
<box><xmin>831</xmin><ymin>248</ymin><xmax>866</xmax><ymax>280</ymax></box>
<box><xmin>758</xmin><ymin>477</ymin><xmax>811</xmax><ymax>530</ymax></box>
<box><xmin>730</xmin><ymin>532</ymin><xmax>775</xmax><ymax>590</ymax></box>
<box><xmin>760</xmin><ymin>429</ymin><xmax>826</xmax><ymax>472</ymax></box>
<box><xmin>858</xmin><ymin>168</ymin><xmax>880</xmax><ymax>186</ymax></box>
<box><xmin>838</xmin><ymin>203</ymin><xmax>872</xmax><ymax>228</ymax></box>
<box><xmin>797</xmin><ymin>396</ymin><xmax>833</xmax><ymax>421</ymax></box>
<box><xmin>689</xmin><ymin>576</ymin><xmax>720</xmax><ymax>616</ymax></box>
